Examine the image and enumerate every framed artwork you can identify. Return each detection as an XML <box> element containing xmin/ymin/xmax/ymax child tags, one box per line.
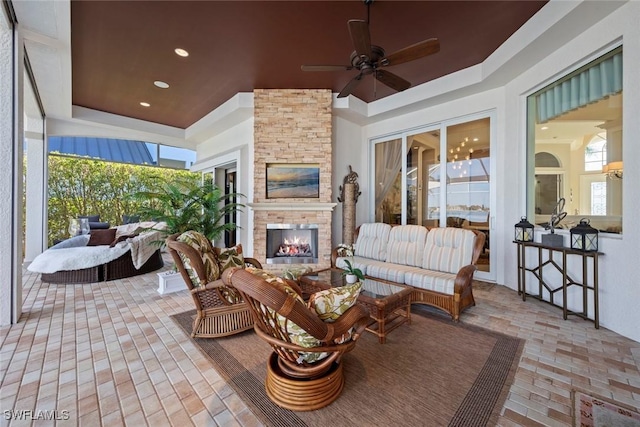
<box><xmin>266</xmin><ymin>163</ymin><xmax>320</xmax><ymax>199</ymax></box>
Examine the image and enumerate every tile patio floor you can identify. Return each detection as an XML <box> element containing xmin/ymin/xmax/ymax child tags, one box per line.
<box><xmin>1</xmin><ymin>254</ymin><xmax>639</xmax><ymax>426</ymax></box>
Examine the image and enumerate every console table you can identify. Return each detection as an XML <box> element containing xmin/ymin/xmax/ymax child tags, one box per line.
<box><xmin>514</xmin><ymin>241</ymin><xmax>601</xmax><ymax>329</ymax></box>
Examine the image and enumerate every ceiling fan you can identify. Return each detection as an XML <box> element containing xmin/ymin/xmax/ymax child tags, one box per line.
<box><xmin>301</xmin><ymin>0</ymin><xmax>440</xmax><ymax>98</ymax></box>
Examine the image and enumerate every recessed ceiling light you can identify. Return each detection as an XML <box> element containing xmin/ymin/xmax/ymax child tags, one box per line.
<box><xmin>541</xmin><ymin>126</ymin><xmax>549</xmax><ymax>130</ymax></box>
<box><xmin>174</xmin><ymin>48</ymin><xmax>189</xmax><ymax>57</ymax></box>
<box><xmin>154</xmin><ymin>81</ymin><xmax>169</xmax><ymax>89</ymax></box>
<box><xmin>140</xmin><ymin>102</ymin><xmax>150</xmax><ymax>107</ymax></box>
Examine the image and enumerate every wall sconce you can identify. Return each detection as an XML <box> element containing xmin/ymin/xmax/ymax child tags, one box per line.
<box><xmin>602</xmin><ymin>161</ymin><xmax>623</xmax><ymax>179</ymax></box>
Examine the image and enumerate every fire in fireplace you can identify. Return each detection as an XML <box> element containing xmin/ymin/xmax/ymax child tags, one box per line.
<box><xmin>266</xmin><ymin>224</ymin><xmax>318</xmax><ymax>264</ymax></box>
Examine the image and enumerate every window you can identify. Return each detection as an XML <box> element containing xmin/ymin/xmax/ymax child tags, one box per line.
<box><xmin>371</xmin><ymin>114</ymin><xmax>494</xmax><ymax>280</ymax></box>
<box><xmin>584</xmin><ymin>133</ymin><xmax>607</xmax><ymax>172</ymax></box>
<box><xmin>527</xmin><ymin>47</ymin><xmax>622</xmax><ymax>233</ymax></box>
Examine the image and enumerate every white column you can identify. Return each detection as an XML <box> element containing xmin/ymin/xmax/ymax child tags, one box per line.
<box><xmin>0</xmin><ymin>16</ymin><xmax>24</xmax><ymax>325</ymax></box>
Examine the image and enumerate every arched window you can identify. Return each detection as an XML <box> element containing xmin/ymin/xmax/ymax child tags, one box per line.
<box><xmin>584</xmin><ymin>132</ymin><xmax>607</xmax><ymax>172</ymax></box>
<box><xmin>535</xmin><ymin>152</ymin><xmax>561</xmax><ymax>168</ymax></box>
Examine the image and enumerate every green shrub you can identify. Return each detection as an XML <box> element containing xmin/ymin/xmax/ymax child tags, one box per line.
<box><xmin>47</xmin><ymin>155</ymin><xmax>199</xmax><ymax>245</ymax></box>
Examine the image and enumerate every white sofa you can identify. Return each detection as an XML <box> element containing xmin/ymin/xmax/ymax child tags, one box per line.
<box><xmin>333</xmin><ymin>223</ymin><xmax>485</xmax><ymax>321</ymax></box>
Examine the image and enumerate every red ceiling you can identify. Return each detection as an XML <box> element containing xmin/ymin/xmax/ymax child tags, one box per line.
<box><xmin>71</xmin><ymin>1</ymin><xmax>547</xmax><ymax>129</ymax></box>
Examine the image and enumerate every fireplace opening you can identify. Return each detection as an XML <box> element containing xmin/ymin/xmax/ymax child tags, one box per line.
<box><xmin>266</xmin><ymin>224</ymin><xmax>318</xmax><ymax>264</ymax></box>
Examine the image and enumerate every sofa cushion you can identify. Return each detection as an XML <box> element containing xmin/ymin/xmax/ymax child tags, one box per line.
<box><xmin>354</xmin><ymin>223</ymin><xmax>392</xmax><ymax>261</ymax></box>
<box><xmin>404</xmin><ymin>268</ymin><xmax>458</xmax><ymax>295</ymax></box>
<box><xmin>87</xmin><ymin>228</ymin><xmax>117</xmax><ymax>246</ymax></box>
<box><xmin>177</xmin><ymin>231</ymin><xmax>220</xmax><ymax>287</ymax></box>
<box><xmin>79</xmin><ymin>214</ymin><xmax>100</xmax><ymax>222</ymax></box>
<box><xmin>216</xmin><ymin>244</ymin><xmax>244</xmax><ymax>272</ymax></box>
<box><xmin>422</xmin><ymin>228</ymin><xmax>476</xmax><ymax>274</ymax></box>
<box><xmin>334</xmin><ymin>255</ymin><xmax>371</xmax><ymax>274</ymax></box>
<box><xmin>366</xmin><ymin>261</ymin><xmax>417</xmax><ymax>284</ymax></box>
<box><xmin>385</xmin><ymin>225</ymin><xmax>428</xmax><ymax>267</ymax></box>
<box><xmin>308</xmin><ymin>282</ymin><xmax>362</xmax><ymax>323</ymax></box>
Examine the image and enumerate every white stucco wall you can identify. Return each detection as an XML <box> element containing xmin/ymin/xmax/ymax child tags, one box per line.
<box><xmin>501</xmin><ymin>1</ymin><xmax>640</xmax><ymax>342</ymax></box>
<box><xmin>331</xmin><ymin>115</ymin><xmax>366</xmax><ymax>247</ymax></box>
<box><xmin>193</xmin><ymin>117</ymin><xmax>255</xmax><ymax>254</ymax></box>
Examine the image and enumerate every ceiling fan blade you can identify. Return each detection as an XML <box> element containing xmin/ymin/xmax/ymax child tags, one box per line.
<box><xmin>348</xmin><ymin>19</ymin><xmax>372</xmax><ymax>59</ymax></box>
<box><xmin>375</xmin><ymin>69</ymin><xmax>411</xmax><ymax>92</ymax></box>
<box><xmin>301</xmin><ymin>65</ymin><xmax>352</xmax><ymax>72</ymax></box>
<box><xmin>338</xmin><ymin>73</ymin><xmax>364</xmax><ymax>98</ymax></box>
<box><xmin>380</xmin><ymin>38</ymin><xmax>440</xmax><ymax>67</ymax></box>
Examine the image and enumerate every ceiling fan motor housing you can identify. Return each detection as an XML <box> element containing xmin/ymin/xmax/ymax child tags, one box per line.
<box><xmin>350</xmin><ymin>45</ymin><xmax>385</xmax><ymax>75</ymax></box>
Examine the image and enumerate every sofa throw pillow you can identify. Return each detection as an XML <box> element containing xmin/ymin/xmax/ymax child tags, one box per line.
<box><xmin>87</xmin><ymin>228</ymin><xmax>117</xmax><ymax>246</ymax></box>
<box><xmin>176</xmin><ymin>231</ymin><xmax>220</xmax><ymax>287</ymax></box>
<box><xmin>79</xmin><ymin>214</ymin><xmax>100</xmax><ymax>222</ymax></box>
<box><xmin>50</xmin><ymin>234</ymin><xmax>90</xmax><ymax>249</ymax></box>
<box><xmin>216</xmin><ymin>244</ymin><xmax>245</xmax><ymax>272</ymax></box>
<box><xmin>308</xmin><ymin>282</ymin><xmax>363</xmax><ymax>323</ymax></box>
<box><xmin>246</xmin><ymin>267</ymin><xmax>328</xmax><ymax>363</ymax></box>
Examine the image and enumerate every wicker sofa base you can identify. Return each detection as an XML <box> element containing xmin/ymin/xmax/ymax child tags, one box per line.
<box><xmin>411</xmin><ymin>286</ymin><xmax>476</xmax><ymax>322</ymax></box>
<box><xmin>41</xmin><ymin>249</ymin><xmax>163</xmax><ymax>284</ymax></box>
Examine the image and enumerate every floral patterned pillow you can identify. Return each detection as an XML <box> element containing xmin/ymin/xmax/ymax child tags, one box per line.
<box><xmin>282</xmin><ymin>266</ymin><xmax>313</xmax><ymax>281</ymax></box>
<box><xmin>246</xmin><ymin>267</ymin><xmax>328</xmax><ymax>363</ymax></box>
<box><xmin>216</xmin><ymin>244</ymin><xmax>245</xmax><ymax>272</ymax></box>
<box><xmin>177</xmin><ymin>231</ymin><xmax>220</xmax><ymax>287</ymax></box>
<box><xmin>308</xmin><ymin>282</ymin><xmax>363</xmax><ymax>322</ymax></box>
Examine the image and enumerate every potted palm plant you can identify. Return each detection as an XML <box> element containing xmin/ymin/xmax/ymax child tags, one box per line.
<box><xmin>130</xmin><ymin>177</ymin><xmax>244</xmax><ymax>293</ymax></box>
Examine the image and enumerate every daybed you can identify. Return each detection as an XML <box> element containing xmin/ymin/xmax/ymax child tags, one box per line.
<box><xmin>332</xmin><ymin>223</ymin><xmax>485</xmax><ymax>321</ymax></box>
<box><xmin>28</xmin><ymin>222</ymin><xmax>166</xmax><ymax>284</ymax></box>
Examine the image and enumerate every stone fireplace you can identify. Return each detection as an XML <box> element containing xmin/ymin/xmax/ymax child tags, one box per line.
<box><xmin>251</xmin><ymin>89</ymin><xmax>334</xmax><ymax>273</ymax></box>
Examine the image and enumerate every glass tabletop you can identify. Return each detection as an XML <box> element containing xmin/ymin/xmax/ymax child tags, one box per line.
<box><xmin>302</xmin><ymin>269</ymin><xmax>407</xmax><ymax>299</ymax></box>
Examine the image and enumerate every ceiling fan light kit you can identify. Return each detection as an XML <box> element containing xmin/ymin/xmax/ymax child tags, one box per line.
<box><xmin>301</xmin><ymin>0</ymin><xmax>440</xmax><ymax>98</ymax></box>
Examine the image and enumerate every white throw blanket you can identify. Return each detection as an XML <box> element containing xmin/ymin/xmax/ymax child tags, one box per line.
<box><xmin>27</xmin><ymin>243</ymin><xmax>132</xmax><ymax>274</ymax></box>
<box><xmin>27</xmin><ymin>222</ymin><xmax>167</xmax><ymax>274</ymax></box>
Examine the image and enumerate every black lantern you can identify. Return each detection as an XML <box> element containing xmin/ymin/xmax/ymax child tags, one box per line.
<box><xmin>515</xmin><ymin>216</ymin><xmax>534</xmax><ymax>242</ymax></box>
<box><xmin>570</xmin><ymin>218</ymin><xmax>599</xmax><ymax>251</ymax></box>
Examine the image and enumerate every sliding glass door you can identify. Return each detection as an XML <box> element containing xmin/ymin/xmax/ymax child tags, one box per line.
<box><xmin>371</xmin><ymin>113</ymin><xmax>494</xmax><ymax>280</ymax></box>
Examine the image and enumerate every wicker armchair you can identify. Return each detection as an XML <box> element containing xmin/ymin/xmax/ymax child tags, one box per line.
<box><xmin>222</xmin><ymin>267</ymin><xmax>370</xmax><ymax>411</ymax></box>
<box><xmin>166</xmin><ymin>233</ymin><xmax>262</xmax><ymax>339</ymax></box>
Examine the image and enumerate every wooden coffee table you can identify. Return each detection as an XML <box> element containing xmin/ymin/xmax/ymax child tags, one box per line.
<box><xmin>299</xmin><ymin>268</ymin><xmax>412</xmax><ymax>344</ymax></box>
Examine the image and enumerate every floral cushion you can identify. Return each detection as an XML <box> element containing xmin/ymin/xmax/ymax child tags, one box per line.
<box><xmin>246</xmin><ymin>268</ymin><xmax>328</xmax><ymax>363</ymax></box>
<box><xmin>308</xmin><ymin>282</ymin><xmax>362</xmax><ymax>322</ymax></box>
<box><xmin>217</xmin><ymin>244</ymin><xmax>245</xmax><ymax>272</ymax></box>
<box><xmin>177</xmin><ymin>231</ymin><xmax>220</xmax><ymax>287</ymax></box>
<box><xmin>282</xmin><ymin>266</ymin><xmax>313</xmax><ymax>281</ymax></box>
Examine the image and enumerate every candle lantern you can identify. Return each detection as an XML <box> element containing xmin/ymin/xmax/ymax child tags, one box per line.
<box><xmin>570</xmin><ymin>218</ymin><xmax>599</xmax><ymax>251</ymax></box>
<box><xmin>515</xmin><ymin>216</ymin><xmax>534</xmax><ymax>242</ymax></box>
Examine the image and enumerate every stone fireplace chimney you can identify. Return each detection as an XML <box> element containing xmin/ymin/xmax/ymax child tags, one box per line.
<box><xmin>250</xmin><ymin>89</ymin><xmax>335</xmax><ymax>273</ymax></box>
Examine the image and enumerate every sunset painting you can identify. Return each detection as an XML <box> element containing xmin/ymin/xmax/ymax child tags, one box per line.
<box><xmin>266</xmin><ymin>164</ymin><xmax>320</xmax><ymax>199</ymax></box>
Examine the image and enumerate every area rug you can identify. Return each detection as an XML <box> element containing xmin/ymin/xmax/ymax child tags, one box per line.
<box><xmin>573</xmin><ymin>390</ymin><xmax>640</xmax><ymax>427</ymax></box>
<box><xmin>172</xmin><ymin>306</ymin><xmax>524</xmax><ymax>427</ymax></box>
